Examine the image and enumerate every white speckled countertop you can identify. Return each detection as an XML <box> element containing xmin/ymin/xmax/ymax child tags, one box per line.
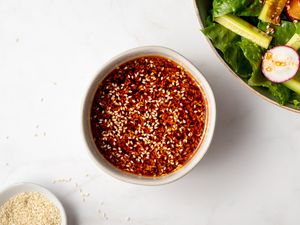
<box><xmin>1</xmin><ymin>0</ymin><xmax>300</xmax><ymax>224</ymax></box>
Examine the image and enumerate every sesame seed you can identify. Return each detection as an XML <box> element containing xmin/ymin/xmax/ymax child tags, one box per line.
<box><xmin>0</xmin><ymin>192</ymin><xmax>61</xmax><ymax>225</ymax></box>
<box><xmin>90</xmin><ymin>56</ymin><xmax>207</xmax><ymax>176</ymax></box>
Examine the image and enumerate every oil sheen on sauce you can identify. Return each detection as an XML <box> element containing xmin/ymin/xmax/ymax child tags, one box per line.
<box><xmin>90</xmin><ymin>56</ymin><xmax>207</xmax><ymax>177</ymax></box>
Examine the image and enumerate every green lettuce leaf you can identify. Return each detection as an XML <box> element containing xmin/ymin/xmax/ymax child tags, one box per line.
<box><xmin>202</xmin><ymin>23</ymin><xmax>252</xmax><ymax>78</ymax></box>
<box><xmin>238</xmin><ymin>37</ymin><xmax>263</xmax><ymax>71</ymax></box>
<box><xmin>258</xmin><ymin>21</ymin><xmax>300</xmax><ymax>46</ymax></box>
<box><xmin>202</xmin><ymin>22</ymin><xmax>238</xmax><ymax>52</ymax></box>
<box><xmin>212</xmin><ymin>0</ymin><xmax>262</xmax><ymax>17</ymax></box>
<box><xmin>289</xmin><ymin>93</ymin><xmax>300</xmax><ymax>108</ymax></box>
<box><xmin>238</xmin><ymin>38</ymin><xmax>290</xmax><ymax>104</ymax></box>
<box><xmin>238</xmin><ymin>0</ymin><xmax>263</xmax><ymax>17</ymax></box>
<box><xmin>249</xmin><ymin>70</ymin><xmax>291</xmax><ymax>105</ymax></box>
<box><xmin>273</xmin><ymin>21</ymin><xmax>300</xmax><ymax>45</ymax></box>
<box><xmin>213</xmin><ymin>0</ymin><xmax>251</xmax><ymax>17</ymax></box>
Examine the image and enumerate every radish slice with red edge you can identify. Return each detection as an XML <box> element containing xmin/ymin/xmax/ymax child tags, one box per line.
<box><xmin>262</xmin><ymin>46</ymin><xmax>300</xmax><ymax>83</ymax></box>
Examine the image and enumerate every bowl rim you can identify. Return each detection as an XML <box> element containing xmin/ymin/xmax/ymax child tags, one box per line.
<box><xmin>192</xmin><ymin>0</ymin><xmax>300</xmax><ymax>114</ymax></box>
<box><xmin>0</xmin><ymin>182</ymin><xmax>67</xmax><ymax>225</ymax></box>
<box><xmin>82</xmin><ymin>45</ymin><xmax>216</xmax><ymax>185</ymax></box>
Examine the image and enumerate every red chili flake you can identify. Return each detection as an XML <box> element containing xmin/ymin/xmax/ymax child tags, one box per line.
<box><xmin>90</xmin><ymin>56</ymin><xmax>207</xmax><ymax>177</ymax></box>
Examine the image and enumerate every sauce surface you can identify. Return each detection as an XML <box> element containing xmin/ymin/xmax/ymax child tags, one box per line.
<box><xmin>90</xmin><ymin>56</ymin><xmax>207</xmax><ymax>176</ymax></box>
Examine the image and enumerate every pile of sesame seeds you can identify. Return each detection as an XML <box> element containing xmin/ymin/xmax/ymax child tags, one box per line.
<box><xmin>90</xmin><ymin>56</ymin><xmax>207</xmax><ymax>176</ymax></box>
<box><xmin>0</xmin><ymin>192</ymin><xmax>61</xmax><ymax>225</ymax></box>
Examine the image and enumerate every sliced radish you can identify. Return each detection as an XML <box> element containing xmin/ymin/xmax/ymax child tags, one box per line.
<box><xmin>262</xmin><ymin>46</ymin><xmax>300</xmax><ymax>83</ymax></box>
<box><xmin>286</xmin><ymin>0</ymin><xmax>300</xmax><ymax>21</ymax></box>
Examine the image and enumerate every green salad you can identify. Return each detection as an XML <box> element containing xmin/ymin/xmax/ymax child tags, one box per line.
<box><xmin>202</xmin><ymin>0</ymin><xmax>300</xmax><ymax>106</ymax></box>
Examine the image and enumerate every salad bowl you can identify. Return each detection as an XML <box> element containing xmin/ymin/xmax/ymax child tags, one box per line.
<box><xmin>194</xmin><ymin>0</ymin><xmax>300</xmax><ymax>113</ymax></box>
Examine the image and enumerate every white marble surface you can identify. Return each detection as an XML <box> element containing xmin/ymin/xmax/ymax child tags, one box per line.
<box><xmin>1</xmin><ymin>0</ymin><xmax>300</xmax><ymax>224</ymax></box>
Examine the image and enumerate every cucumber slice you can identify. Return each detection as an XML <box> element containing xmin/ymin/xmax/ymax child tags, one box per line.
<box><xmin>215</xmin><ymin>14</ymin><xmax>272</xmax><ymax>49</ymax></box>
<box><xmin>287</xmin><ymin>34</ymin><xmax>300</xmax><ymax>50</ymax></box>
<box><xmin>259</xmin><ymin>0</ymin><xmax>288</xmax><ymax>25</ymax></box>
<box><xmin>284</xmin><ymin>74</ymin><xmax>300</xmax><ymax>93</ymax></box>
<box><xmin>283</xmin><ymin>34</ymin><xmax>300</xmax><ymax>93</ymax></box>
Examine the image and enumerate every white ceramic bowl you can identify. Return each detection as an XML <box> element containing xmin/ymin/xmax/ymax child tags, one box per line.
<box><xmin>0</xmin><ymin>183</ymin><xmax>67</xmax><ymax>225</ymax></box>
<box><xmin>82</xmin><ymin>46</ymin><xmax>216</xmax><ymax>185</ymax></box>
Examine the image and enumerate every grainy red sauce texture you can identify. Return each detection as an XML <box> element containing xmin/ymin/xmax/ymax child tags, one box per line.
<box><xmin>90</xmin><ymin>56</ymin><xmax>207</xmax><ymax>176</ymax></box>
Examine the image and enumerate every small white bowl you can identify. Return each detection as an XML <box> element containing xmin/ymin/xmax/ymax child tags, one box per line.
<box><xmin>82</xmin><ymin>46</ymin><xmax>216</xmax><ymax>185</ymax></box>
<box><xmin>0</xmin><ymin>183</ymin><xmax>67</xmax><ymax>225</ymax></box>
